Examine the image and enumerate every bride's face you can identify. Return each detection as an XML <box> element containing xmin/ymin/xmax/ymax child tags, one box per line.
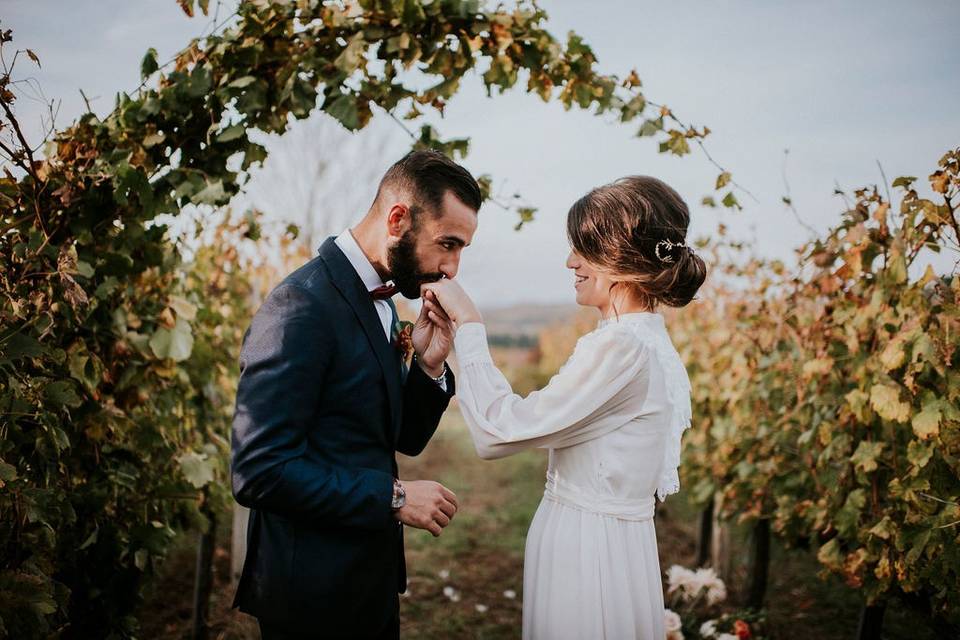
<box><xmin>566</xmin><ymin>251</ymin><xmax>615</xmax><ymax>309</ymax></box>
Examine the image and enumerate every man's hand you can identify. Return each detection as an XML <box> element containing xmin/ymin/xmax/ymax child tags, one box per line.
<box><xmin>411</xmin><ymin>292</ymin><xmax>453</xmax><ymax>376</ymax></box>
<box><xmin>420</xmin><ymin>279</ymin><xmax>482</xmax><ymax>327</ymax></box>
<box><xmin>395</xmin><ymin>480</ymin><xmax>458</xmax><ymax>537</ymax></box>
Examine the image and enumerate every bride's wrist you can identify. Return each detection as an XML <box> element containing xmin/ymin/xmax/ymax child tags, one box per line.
<box><xmin>458</xmin><ymin>310</ymin><xmax>483</xmax><ymax>326</ymax></box>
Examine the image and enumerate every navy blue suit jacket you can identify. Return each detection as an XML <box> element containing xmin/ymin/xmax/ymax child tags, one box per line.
<box><xmin>230</xmin><ymin>237</ymin><xmax>454</xmax><ymax>636</ymax></box>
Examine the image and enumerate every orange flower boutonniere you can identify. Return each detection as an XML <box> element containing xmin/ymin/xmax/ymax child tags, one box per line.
<box><xmin>394</xmin><ymin>320</ymin><xmax>414</xmax><ymax>361</ymax></box>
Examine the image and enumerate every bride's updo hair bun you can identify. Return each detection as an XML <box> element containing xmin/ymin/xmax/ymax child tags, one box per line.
<box><xmin>566</xmin><ymin>175</ymin><xmax>707</xmax><ymax>309</ymax></box>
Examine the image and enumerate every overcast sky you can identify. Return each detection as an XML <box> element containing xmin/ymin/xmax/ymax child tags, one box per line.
<box><xmin>7</xmin><ymin>0</ymin><xmax>960</xmax><ymax>308</ymax></box>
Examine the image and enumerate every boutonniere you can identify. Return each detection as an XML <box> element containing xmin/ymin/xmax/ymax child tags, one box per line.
<box><xmin>393</xmin><ymin>319</ymin><xmax>415</xmax><ymax>361</ymax></box>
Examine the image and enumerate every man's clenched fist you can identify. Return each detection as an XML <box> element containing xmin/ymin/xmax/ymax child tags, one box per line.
<box><xmin>395</xmin><ymin>480</ymin><xmax>458</xmax><ymax>537</ymax></box>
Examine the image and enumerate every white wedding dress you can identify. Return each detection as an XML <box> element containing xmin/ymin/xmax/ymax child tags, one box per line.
<box><xmin>453</xmin><ymin>312</ymin><xmax>692</xmax><ymax>640</ymax></box>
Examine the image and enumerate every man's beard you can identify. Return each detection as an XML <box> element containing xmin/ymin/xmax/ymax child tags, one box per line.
<box><xmin>386</xmin><ymin>228</ymin><xmax>443</xmax><ymax>299</ymax></box>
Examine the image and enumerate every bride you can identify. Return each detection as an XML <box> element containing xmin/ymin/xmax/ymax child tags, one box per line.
<box><xmin>421</xmin><ymin>175</ymin><xmax>707</xmax><ymax>640</ymax></box>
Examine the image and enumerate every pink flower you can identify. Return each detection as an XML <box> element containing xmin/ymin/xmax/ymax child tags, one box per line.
<box><xmin>664</xmin><ymin>608</ymin><xmax>684</xmax><ymax>640</ymax></box>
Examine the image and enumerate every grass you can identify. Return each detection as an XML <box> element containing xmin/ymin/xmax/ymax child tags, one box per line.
<box><xmin>138</xmin><ymin>407</ymin><xmax>943</xmax><ymax>639</ymax></box>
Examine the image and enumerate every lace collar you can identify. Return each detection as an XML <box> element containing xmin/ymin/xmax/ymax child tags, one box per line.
<box><xmin>596</xmin><ymin>311</ymin><xmax>665</xmax><ymax>331</ymax></box>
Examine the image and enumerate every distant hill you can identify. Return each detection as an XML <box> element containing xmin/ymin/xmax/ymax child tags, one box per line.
<box><xmin>480</xmin><ymin>303</ymin><xmax>583</xmax><ymax>338</ymax></box>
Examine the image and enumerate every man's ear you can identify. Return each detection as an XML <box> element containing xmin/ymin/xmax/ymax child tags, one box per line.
<box><xmin>386</xmin><ymin>203</ymin><xmax>411</xmax><ymax>239</ymax></box>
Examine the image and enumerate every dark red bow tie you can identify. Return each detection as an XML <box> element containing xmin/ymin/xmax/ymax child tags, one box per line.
<box><xmin>370</xmin><ymin>284</ymin><xmax>398</xmax><ymax>300</ymax></box>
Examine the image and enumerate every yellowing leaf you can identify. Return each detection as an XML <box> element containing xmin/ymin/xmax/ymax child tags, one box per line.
<box><xmin>918</xmin><ymin>264</ymin><xmax>937</xmax><ymax>286</ymax></box>
<box><xmin>929</xmin><ymin>170</ymin><xmax>948</xmax><ymax>194</ymax></box>
<box><xmin>873</xmin><ymin>201</ymin><xmax>890</xmax><ymax>223</ymax></box>
<box><xmin>869</xmin><ymin>383</ymin><xmax>910</xmax><ymax>423</ymax></box>
<box><xmin>168</xmin><ymin>295</ymin><xmax>197</xmax><ymax>321</ymax></box>
<box><xmin>802</xmin><ymin>357</ymin><xmax>833</xmax><ymax>379</ymax></box>
<box><xmin>867</xmin><ymin>516</ymin><xmax>895</xmax><ymax>540</ymax></box>
<box><xmin>851</xmin><ymin>440</ymin><xmax>885</xmax><ymax>473</ymax></box>
<box><xmin>334</xmin><ymin>33</ymin><xmax>366</xmax><ymax>74</ymax></box>
<box><xmin>845</xmin><ymin>389</ymin><xmax>870</xmax><ymax>421</ymax></box>
<box><xmin>911</xmin><ymin>402</ymin><xmax>941</xmax><ymax>440</ymax></box>
<box><xmin>818</xmin><ymin>538</ymin><xmax>843</xmax><ymax>571</ymax></box>
<box><xmin>878</xmin><ymin>338</ymin><xmax>906</xmax><ymax>372</ymax></box>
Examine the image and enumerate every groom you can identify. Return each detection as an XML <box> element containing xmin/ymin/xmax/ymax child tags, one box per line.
<box><xmin>230</xmin><ymin>150</ymin><xmax>481</xmax><ymax>639</ymax></box>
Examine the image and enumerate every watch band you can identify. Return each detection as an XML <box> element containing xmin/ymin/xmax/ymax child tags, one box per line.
<box><xmin>391</xmin><ymin>478</ymin><xmax>406</xmax><ymax>510</ymax></box>
<box><xmin>428</xmin><ymin>363</ymin><xmax>447</xmax><ymax>385</ymax></box>
<box><xmin>413</xmin><ymin>354</ymin><xmax>447</xmax><ymax>384</ymax></box>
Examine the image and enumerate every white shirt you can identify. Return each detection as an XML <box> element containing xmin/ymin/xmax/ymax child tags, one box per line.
<box><xmin>335</xmin><ymin>229</ymin><xmax>394</xmax><ymax>339</ymax></box>
<box><xmin>334</xmin><ymin>229</ymin><xmax>447</xmax><ymax>391</ymax></box>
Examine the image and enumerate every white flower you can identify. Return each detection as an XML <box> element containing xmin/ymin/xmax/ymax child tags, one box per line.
<box><xmin>716</xmin><ymin>634</ymin><xmax>738</xmax><ymax>640</ymax></box>
<box><xmin>475</xmin><ymin>604</ymin><xmax>488</xmax><ymax>613</ymax></box>
<box><xmin>691</xmin><ymin>568</ymin><xmax>726</xmax><ymax>606</ymax></box>
<box><xmin>690</xmin><ymin>568</ymin><xmax>716</xmax><ymax>592</ymax></box>
<box><xmin>503</xmin><ymin>589</ymin><xmax>517</xmax><ymax>599</ymax></box>
<box><xmin>699</xmin><ymin>620</ymin><xmax>718</xmax><ymax>638</ymax></box>
<box><xmin>438</xmin><ymin>569</ymin><xmax>450</xmax><ymax>580</ymax></box>
<box><xmin>443</xmin><ymin>585</ymin><xmax>460</xmax><ymax>602</ymax></box>
<box><xmin>664</xmin><ymin>608</ymin><xmax>683</xmax><ymax>639</ymax></box>
<box><xmin>666</xmin><ymin>565</ymin><xmax>696</xmax><ymax>596</ymax></box>
<box><xmin>667</xmin><ymin>565</ymin><xmax>727</xmax><ymax>605</ymax></box>
<box><xmin>706</xmin><ymin>581</ymin><xmax>727</xmax><ymax>606</ymax></box>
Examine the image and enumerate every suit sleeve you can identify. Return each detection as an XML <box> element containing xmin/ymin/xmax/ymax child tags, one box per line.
<box><xmin>395</xmin><ymin>360</ymin><xmax>455</xmax><ymax>456</ymax></box>
<box><xmin>230</xmin><ymin>283</ymin><xmax>394</xmax><ymax>529</ymax></box>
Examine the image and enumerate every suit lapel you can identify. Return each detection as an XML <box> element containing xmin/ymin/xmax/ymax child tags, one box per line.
<box><xmin>318</xmin><ymin>238</ymin><xmax>402</xmax><ymax>435</ymax></box>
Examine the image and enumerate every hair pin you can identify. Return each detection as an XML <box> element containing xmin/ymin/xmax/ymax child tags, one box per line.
<box><xmin>654</xmin><ymin>239</ymin><xmax>686</xmax><ymax>263</ymax></box>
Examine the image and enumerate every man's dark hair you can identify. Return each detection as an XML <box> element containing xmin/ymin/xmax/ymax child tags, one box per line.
<box><xmin>375</xmin><ymin>150</ymin><xmax>482</xmax><ymax>222</ymax></box>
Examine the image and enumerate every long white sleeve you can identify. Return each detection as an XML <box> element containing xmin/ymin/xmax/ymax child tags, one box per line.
<box><xmin>453</xmin><ymin>322</ymin><xmax>651</xmax><ymax>460</ymax></box>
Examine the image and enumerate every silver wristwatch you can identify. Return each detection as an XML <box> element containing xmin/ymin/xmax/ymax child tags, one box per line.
<box><xmin>413</xmin><ymin>354</ymin><xmax>447</xmax><ymax>385</ymax></box>
<box><xmin>428</xmin><ymin>364</ymin><xmax>447</xmax><ymax>385</ymax></box>
<box><xmin>391</xmin><ymin>478</ymin><xmax>406</xmax><ymax>510</ymax></box>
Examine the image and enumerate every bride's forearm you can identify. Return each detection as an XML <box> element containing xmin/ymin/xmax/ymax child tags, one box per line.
<box><xmin>456</xmin><ymin>310</ymin><xmax>483</xmax><ymax>326</ymax></box>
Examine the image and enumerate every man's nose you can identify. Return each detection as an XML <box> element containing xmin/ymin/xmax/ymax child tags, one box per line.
<box><xmin>439</xmin><ymin>256</ymin><xmax>459</xmax><ymax>279</ymax></box>
<box><xmin>566</xmin><ymin>252</ymin><xmax>577</xmax><ymax>269</ymax></box>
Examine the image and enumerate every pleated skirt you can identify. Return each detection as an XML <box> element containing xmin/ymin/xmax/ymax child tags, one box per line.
<box><xmin>521</xmin><ymin>495</ymin><xmax>665</xmax><ymax>640</ymax></box>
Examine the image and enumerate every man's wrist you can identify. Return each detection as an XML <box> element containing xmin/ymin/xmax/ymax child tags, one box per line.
<box><xmin>415</xmin><ymin>354</ymin><xmax>446</xmax><ymax>379</ymax></box>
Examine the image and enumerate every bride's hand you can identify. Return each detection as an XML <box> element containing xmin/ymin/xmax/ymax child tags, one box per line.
<box><xmin>421</xmin><ymin>279</ymin><xmax>482</xmax><ymax>328</ymax></box>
